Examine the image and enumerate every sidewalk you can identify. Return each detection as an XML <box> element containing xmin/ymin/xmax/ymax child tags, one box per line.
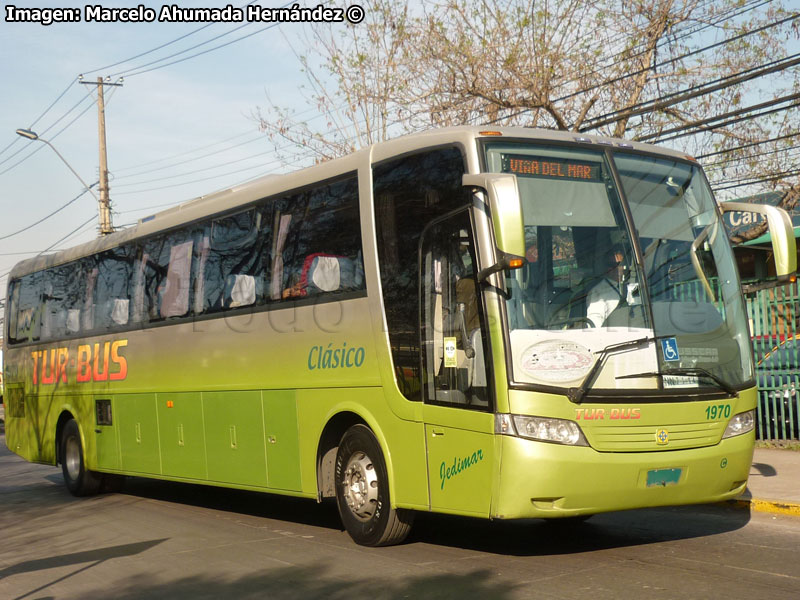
<box><xmin>737</xmin><ymin>447</ymin><xmax>800</xmax><ymax>517</ymax></box>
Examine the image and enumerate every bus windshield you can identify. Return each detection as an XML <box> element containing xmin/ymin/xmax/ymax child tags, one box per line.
<box><xmin>484</xmin><ymin>142</ymin><xmax>751</xmax><ymax>395</ymax></box>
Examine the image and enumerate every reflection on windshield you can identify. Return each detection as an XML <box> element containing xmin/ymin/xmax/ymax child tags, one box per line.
<box><xmin>483</xmin><ymin>142</ymin><xmax>751</xmax><ymax>395</ymax></box>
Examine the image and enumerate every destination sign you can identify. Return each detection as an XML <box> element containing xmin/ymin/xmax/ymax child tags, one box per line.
<box><xmin>502</xmin><ymin>154</ymin><xmax>602</xmax><ymax>182</ymax></box>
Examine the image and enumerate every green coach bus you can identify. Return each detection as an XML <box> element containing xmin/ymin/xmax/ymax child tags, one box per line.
<box><xmin>3</xmin><ymin>127</ymin><xmax>795</xmax><ymax>546</ymax></box>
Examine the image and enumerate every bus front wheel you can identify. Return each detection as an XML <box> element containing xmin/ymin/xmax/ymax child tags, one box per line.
<box><xmin>60</xmin><ymin>419</ymin><xmax>102</xmax><ymax>497</ymax></box>
<box><xmin>335</xmin><ymin>425</ymin><xmax>413</xmax><ymax>546</ymax></box>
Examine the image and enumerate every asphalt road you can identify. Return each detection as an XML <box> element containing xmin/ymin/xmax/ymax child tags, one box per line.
<box><xmin>2</xmin><ymin>428</ymin><xmax>800</xmax><ymax>600</ymax></box>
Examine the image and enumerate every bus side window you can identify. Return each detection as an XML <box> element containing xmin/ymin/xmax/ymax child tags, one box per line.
<box><xmin>160</xmin><ymin>240</ymin><xmax>194</xmax><ymax>318</ymax></box>
<box><xmin>94</xmin><ymin>247</ymin><xmax>135</xmax><ymax>330</ymax></box>
<box><xmin>274</xmin><ymin>175</ymin><xmax>362</xmax><ymax>302</ymax></box>
<box><xmin>8</xmin><ymin>274</ymin><xmax>43</xmax><ymax>344</ymax></box>
<box><xmin>6</xmin><ymin>279</ymin><xmax>20</xmax><ymax>343</ymax></box>
<box><xmin>139</xmin><ymin>230</ymin><xmax>202</xmax><ymax>322</ymax></box>
<box><xmin>131</xmin><ymin>250</ymin><xmax>150</xmax><ymax>324</ymax></box>
<box><xmin>202</xmin><ymin>208</ymin><xmax>268</xmax><ymax>313</ymax></box>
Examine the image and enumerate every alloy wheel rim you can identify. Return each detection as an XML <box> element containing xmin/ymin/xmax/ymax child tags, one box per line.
<box><xmin>342</xmin><ymin>451</ymin><xmax>378</xmax><ymax>521</ymax></box>
<box><xmin>65</xmin><ymin>436</ymin><xmax>81</xmax><ymax>481</ymax></box>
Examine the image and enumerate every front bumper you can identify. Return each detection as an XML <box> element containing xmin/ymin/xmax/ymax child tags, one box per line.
<box><xmin>492</xmin><ymin>431</ymin><xmax>754</xmax><ymax>519</ymax></box>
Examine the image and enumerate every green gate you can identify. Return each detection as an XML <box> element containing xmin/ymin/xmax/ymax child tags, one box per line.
<box><xmin>747</xmin><ymin>281</ymin><xmax>800</xmax><ymax>440</ymax></box>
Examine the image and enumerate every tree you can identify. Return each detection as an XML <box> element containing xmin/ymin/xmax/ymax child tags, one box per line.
<box><xmin>255</xmin><ymin>0</ymin><xmax>799</xmax><ymax>208</ymax></box>
<box><xmin>254</xmin><ymin>0</ymin><xmax>416</xmax><ymax>164</ymax></box>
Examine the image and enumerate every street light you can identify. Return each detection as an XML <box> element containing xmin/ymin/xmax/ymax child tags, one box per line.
<box><xmin>15</xmin><ymin>128</ymin><xmax>114</xmax><ymax>235</ymax></box>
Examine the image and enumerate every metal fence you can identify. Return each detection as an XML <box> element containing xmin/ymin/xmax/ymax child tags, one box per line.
<box><xmin>747</xmin><ymin>281</ymin><xmax>800</xmax><ymax>440</ymax></box>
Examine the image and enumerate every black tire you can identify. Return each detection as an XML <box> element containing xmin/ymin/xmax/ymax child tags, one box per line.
<box><xmin>335</xmin><ymin>425</ymin><xmax>414</xmax><ymax>546</ymax></box>
<box><xmin>60</xmin><ymin>419</ymin><xmax>102</xmax><ymax>497</ymax></box>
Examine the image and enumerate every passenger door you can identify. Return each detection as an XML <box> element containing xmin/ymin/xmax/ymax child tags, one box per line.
<box><xmin>420</xmin><ymin>209</ymin><xmax>494</xmax><ymax>516</ymax></box>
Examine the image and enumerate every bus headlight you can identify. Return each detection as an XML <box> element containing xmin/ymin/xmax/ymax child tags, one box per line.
<box><xmin>495</xmin><ymin>414</ymin><xmax>588</xmax><ymax>446</ymax></box>
<box><xmin>722</xmin><ymin>409</ymin><xmax>755</xmax><ymax>439</ymax></box>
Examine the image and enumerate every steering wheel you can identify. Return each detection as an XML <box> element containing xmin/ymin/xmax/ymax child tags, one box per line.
<box><xmin>546</xmin><ymin>316</ymin><xmax>596</xmax><ymax>330</ymax></box>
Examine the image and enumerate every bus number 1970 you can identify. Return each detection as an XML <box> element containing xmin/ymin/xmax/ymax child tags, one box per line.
<box><xmin>705</xmin><ymin>404</ymin><xmax>732</xmax><ymax>420</ymax></box>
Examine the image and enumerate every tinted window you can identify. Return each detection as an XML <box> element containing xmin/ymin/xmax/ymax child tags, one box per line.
<box><xmin>373</xmin><ymin>147</ymin><xmax>469</xmax><ymax>400</ymax></box>
<box><xmin>201</xmin><ymin>208</ymin><xmax>270</xmax><ymax>313</ymax></box>
<box><xmin>40</xmin><ymin>259</ymin><xmax>91</xmax><ymax>338</ymax></box>
<box><xmin>136</xmin><ymin>229</ymin><xmax>204</xmax><ymax>322</ymax></box>
<box><xmin>274</xmin><ymin>176</ymin><xmax>363</xmax><ymax>300</ymax></box>
<box><xmin>93</xmin><ymin>247</ymin><xmax>136</xmax><ymax>330</ymax></box>
<box><xmin>7</xmin><ymin>172</ymin><xmax>364</xmax><ymax>345</ymax></box>
<box><xmin>9</xmin><ymin>272</ymin><xmax>43</xmax><ymax>344</ymax></box>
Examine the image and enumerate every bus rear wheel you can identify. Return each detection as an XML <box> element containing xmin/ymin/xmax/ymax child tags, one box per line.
<box><xmin>335</xmin><ymin>425</ymin><xmax>413</xmax><ymax>546</ymax></box>
<box><xmin>60</xmin><ymin>419</ymin><xmax>102</xmax><ymax>497</ymax></box>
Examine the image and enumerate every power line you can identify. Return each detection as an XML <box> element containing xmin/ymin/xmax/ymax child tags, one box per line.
<box><xmin>115</xmin><ymin>1</ymin><xmax>294</xmax><ymax>79</ymax></box>
<box><xmin>112</xmin><ymin>101</ymin><xmax>339</xmax><ymax>181</ymax></box>
<box><xmin>112</xmin><ymin>22</ymin><xmax>254</xmax><ymax>78</ymax></box>
<box><xmin>0</xmin><ymin>100</ymin><xmax>96</xmax><ymax>177</ymax></box>
<box><xmin>38</xmin><ymin>214</ymin><xmax>99</xmax><ymax>256</ymax></box>
<box><xmin>0</xmin><ymin>79</ymin><xmax>77</xmax><ymax>160</ymax></box>
<box><xmin>479</xmin><ymin>0</ymin><xmax>784</xmax><ymax>126</ymax></box>
<box><xmin>704</xmin><ymin>144</ymin><xmax>800</xmax><ymax>170</ymax></box>
<box><xmin>0</xmin><ymin>84</ymin><xmax>121</xmax><ymax>179</ymax></box>
<box><xmin>112</xmin><ymin>129</ymin><xmax>259</xmax><ymax>173</ymax></box>
<box><xmin>579</xmin><ymin>53</ymin><xmax>800</xmax><ymax>132</ymax></box>
<box><xmin>560</xmin><ymin>4</ymin><xmax>794</xmax><ymax>114</ymax></box>
<box><xmin>697</xmin><ymin>132</ymin><xmax>800</xmax><ymax>159</ymax></box>
<box><xmin>638</xmin><ymin>92</ymin><xmax>800</xmax><ymax>143</ymax></box>
<box><xmin>113</xmin><ymin>148</ymin><xmax>276</xmax><ymax>188</ymax></box>
<box><xmin>656</xmin><ymin>99</ymin><xmax>800</xmax><ymax>144</ymax></box>
<box><xmin>113</xmin><ymin>160</ymin><xmax>280</xmax><ymax>195</ymax></box>
<box><xmin>83</xmin><ymin>24</ymin><xmax>217</xmax><ymax>75</ymax></box>
<box><xmin>84</xmin><ymin>0</ymin><xmax>263</xmax><ymax>76</ymax></box>
<box><xmin>713</xmin><ymin>168</ymin><xmax>800</xmax><ymax>191</ymax></box>
<box><xmin>112</xmin><ymin>133</ymin><xmax>266</xmax><ymax>180</ymax></box>
<box><xmin>0</xmin><ymin>214</ymin><xmax>102</xmax><ymax>279</ymax></box>
<box><xmin>0</xmin><ymin>185</ymin><xmax>96</xmax><ymax>242</ymax></box>
<box><xmin>112</xmin><ymin>110</ymin><xmax>385</xmax><ymax>199</ymax></box>
<box><xmin>55</xmin><ymin>215</ymin><xmax>102</xmax><ymax>248</ymax></box>
<box><xmin>115</xmin><ymin>11</ymin><xmax>791</xmax><ymax>191</ymax></box>
<box><xmin>0</xmin><ymin>88</ymin><xmax>94</xmax><ymax>171</ymax></box>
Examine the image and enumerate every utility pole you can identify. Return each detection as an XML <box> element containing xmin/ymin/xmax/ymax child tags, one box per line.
<box><xmin>79</xmin><ymin>75</ymin><xmax>123</xmax><ymax>236</ymax></box>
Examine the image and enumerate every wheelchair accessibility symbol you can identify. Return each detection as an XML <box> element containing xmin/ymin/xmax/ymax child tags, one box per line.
<box><xmin>661</xmin><ymin>337</ymin><xmax>680</xmax><ymax>362</ymax></box>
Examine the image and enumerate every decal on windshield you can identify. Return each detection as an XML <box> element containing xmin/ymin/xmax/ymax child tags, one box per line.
<box><xmin>660</xmin><ymin>338</ymin><xmax>680</xmax><ymax>362</ymax></box>
<box><xmin>519</xmin><ymin>340</ymin><xmax>593</xmax><ymax>383</ymax></box>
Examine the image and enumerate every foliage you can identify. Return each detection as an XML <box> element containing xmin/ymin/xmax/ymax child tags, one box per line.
<box><xmin>255</xmin><ymin>0</ymin><xmax>799</xmax><ymax>205</ymax></box>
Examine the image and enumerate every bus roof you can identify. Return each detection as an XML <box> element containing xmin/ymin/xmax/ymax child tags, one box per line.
<box><xmin>8</xmin><ymin>126</ymin><xmax>691</xmax><ymax>280</ymax></box>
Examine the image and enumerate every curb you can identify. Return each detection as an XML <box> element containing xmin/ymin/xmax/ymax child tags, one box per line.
<box><xmin>732</xmin><ymin>497</ymin><xmax>800</xmax><ymax>518</ymax></box>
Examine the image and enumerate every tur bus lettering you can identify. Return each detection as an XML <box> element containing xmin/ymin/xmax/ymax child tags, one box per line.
<box><xmin>30</xmin><ymin>340</ymin><xmax>128</xmax><ymax>385</ymax></box>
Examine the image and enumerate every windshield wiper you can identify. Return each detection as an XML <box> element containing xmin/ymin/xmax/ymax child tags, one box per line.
<box><xmin>567</xmin><ymin>336</ymin><xmax>668</xmax><ymax>404</ymax></box>
<box><xmin>616</xmin><ymin>367</ymin><xmax>736</xmax><ymax>397</ymax></box>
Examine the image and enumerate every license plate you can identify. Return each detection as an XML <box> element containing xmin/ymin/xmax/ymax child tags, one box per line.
<box><xmin>646</xmin><ymin>468</ymin><xmax>682</xmax><ymax>487</ymax></box>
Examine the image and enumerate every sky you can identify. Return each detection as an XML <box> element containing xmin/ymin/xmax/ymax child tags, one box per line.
<box><xmin>1</xmin><ymin>0</ymin><xmax>340</xmax><ymax>333</ymax></box>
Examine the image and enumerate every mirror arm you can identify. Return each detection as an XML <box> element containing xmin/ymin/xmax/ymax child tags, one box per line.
<box><xmin>690</xmin><ymin>225</ymin><xmax>716</xmax><ymax>302</ymax></box>
<box><xmin>477</xmin><ymin>254</ymin><xmax>524</xmax><ymax>283</ymax></box>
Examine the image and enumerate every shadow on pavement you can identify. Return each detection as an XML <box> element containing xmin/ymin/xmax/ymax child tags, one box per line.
<box><xmin>117</xmin><ymin>476</ymin><xmax>345</xmax><ymax>531</ymax></box>
<box><xmin>77</xmin><ymin>563</ymin><xmax>515</xmax><ymax>600</ymax></box>
<box><xmin>0</xmin><ymin>539</ymin><xmax>168</xmax><ymax>579</ymax></box>
<box><xmin>751</xmin><ymin>462</ymin><xmax>778</xmax><ymax>477</ymax></box>
<box><xmin>407</xmin><ymin>502</ymin><xmax>751</xmax><ymax>556</ymax></box>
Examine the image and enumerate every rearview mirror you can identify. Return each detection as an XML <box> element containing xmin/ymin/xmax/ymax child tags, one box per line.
<box><xmin>462</xmin><ymin>173</ymin><xmax>525</xmax><ymax>265</ymax></box>
<box><xmin>720</xmin><ymin>201</ymin><xmax>797</xmax><ymax>287</ymax></box>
